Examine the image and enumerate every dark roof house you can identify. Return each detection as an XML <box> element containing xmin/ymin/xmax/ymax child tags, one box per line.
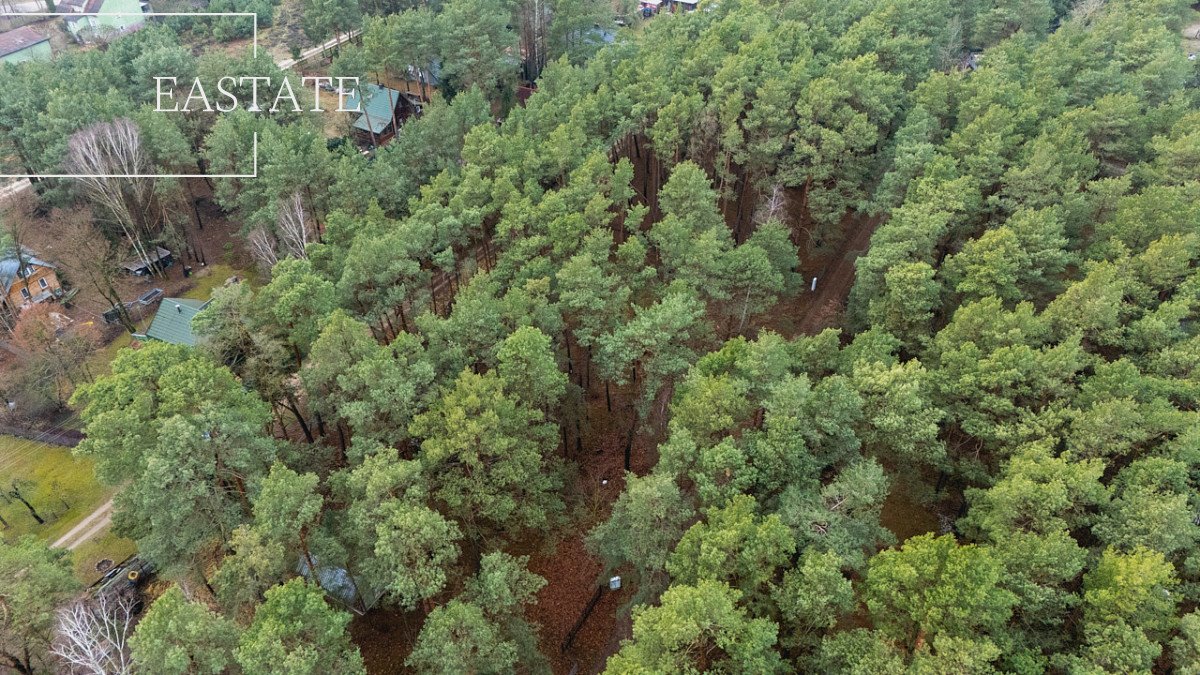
<box><xmin>121</xmin><ymin>246</ymin><xmax>173</xmax><ymax>275</ymax></box>
<box><xmin>0</xmin><ymin>26</ymin><xmax>51</xmax><ymax>64</ymax></box>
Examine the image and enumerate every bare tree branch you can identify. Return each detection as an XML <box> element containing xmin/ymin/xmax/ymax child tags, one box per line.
<box><xmin>51</xmin><ymin>594</ymin><xmax>135</xmax><ymax>675</ymax></box>
<box><xmin>65</xmin><ymin>119</ymin><xmax>165</xmax><ymax>279</ymax></box>
<box><xmin>247</xmin><ymin>226</ymin><xmax>281</xmax><ymax>271</ymax></box>
<box><xmin>276</xmin><ymin>192</ymin><xmax>311</xmax><ymax>261</ymax></box>
<box><xmin>754</xmin><ymin>184</ymin><xmax>787</xmax><ymax>224</ymax></box>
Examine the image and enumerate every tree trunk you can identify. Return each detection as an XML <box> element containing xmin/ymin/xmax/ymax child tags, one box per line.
<box><xmin>396</xmin><ymin>303</ymin><xmax>409</xmax><ymax>333</ymax></box>
<box><xmin>284</xmin><ymin>391</ymin><xmax>315</xmax><ymax>444</ymax></box>
<box><xmin>195</xmin><ymin>564</ymin><xmax>217</xmax><ymax>598</ymax></box>
<box><xmin>623</xmin><ymin>411</ymin><xmax>638</xmax><ymax>471</ymax></box>
<box><xmin>10</xmin><ymin>492</ymin><xmax>43</xmax><ymax>524</ymax></box>
<box><xmin>0</xmin><ymin>648</ymin><xmax>33</xmax><ymax>675</ymax></box>
<box><xmin>564</xmin><ymin>334</ymin><xmax>574</xmax><ymax>379</ymax></box>
<box><xmin>299</xmin><ymin>528</ymin><xmax>318</xmax><ymax>580</ymax></box>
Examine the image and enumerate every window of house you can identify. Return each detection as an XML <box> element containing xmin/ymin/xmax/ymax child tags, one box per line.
<box><xmin>16</xmin><ymin>266</ymin><xmax>27</xmax><ymax>279</ymax></box>
<box><xmin>20</xmin><ymin>288</ymin><xmax>30</xmax><ymax>300</ymax></box>
<box><xmin>38</xmin><ymin>278</ymin><xmax>47</xmax><ymax>289</ymax></box>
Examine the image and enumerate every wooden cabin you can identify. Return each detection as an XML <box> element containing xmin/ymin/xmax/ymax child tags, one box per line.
<box><xmin>346</xmin><ymin>84</ymin><xmax>423</xmax><ymax>147</ymax></box>
<box><xmin>0</xmin><ymin>249</ymin><xmax>63</xmax><ymax>319</ymax></box>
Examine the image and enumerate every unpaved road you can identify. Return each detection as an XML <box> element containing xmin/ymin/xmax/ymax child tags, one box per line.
<box><xmin>52</xmin><ymin>498</ymin><xmax>113</xmax><ymax>550</ymax></box>
<box><xmin>276</xmin><ymin>29</ymin><xmax>361</xmax><ymax>69</ymax></box>
<box><xmin>0</xmin><ymin>179</ymin><xmax>31</xmax><ymax>202</ymax></box>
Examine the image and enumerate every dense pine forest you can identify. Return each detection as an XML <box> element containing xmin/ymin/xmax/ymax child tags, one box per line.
<box><xmin>0</xmin><ymin>0</ymin><xmax>1199</xmax><ymax>671</ymax></box>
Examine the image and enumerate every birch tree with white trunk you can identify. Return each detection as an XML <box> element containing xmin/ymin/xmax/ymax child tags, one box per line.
<box><xmin>65</xmin><ymin>119</ymin><xmax>165</xmax><ymax>279</ymax></box>
<box><xmin>51</xmin><ymin>593</ymin><xmax>136</xmax><ymax>675</ymax></box>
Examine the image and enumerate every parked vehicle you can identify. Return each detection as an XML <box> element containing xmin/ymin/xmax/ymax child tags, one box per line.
<box><xmin>91</xmin><ymin>554</ymin><xmax>156</xmax><ymax>610</ymax></box>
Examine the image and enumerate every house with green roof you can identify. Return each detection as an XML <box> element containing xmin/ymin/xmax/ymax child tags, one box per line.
<box><xmin>344</xmin><ymin>84</ymin><xmax>422</xmax><ymax>146</ymax></box>
<box><xmin>57</xmin><ymin>0</ymin><xmax>147</xmax><ymax>44</ymax></box>
<box><xmin>0</xmin><ymin>27</ymin><xmax>51</xmax><ymax>66</ymax></box>
<box><xmin>135</xmin><ymin>297</ymin><xmax>208</xmax><ymax>346</ymax></box>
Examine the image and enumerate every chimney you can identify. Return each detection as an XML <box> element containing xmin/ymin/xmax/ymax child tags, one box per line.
<box><xmin>175</xmin><ymin>303</ymin><xmax>181</xmax><ymax>313</ymax></box>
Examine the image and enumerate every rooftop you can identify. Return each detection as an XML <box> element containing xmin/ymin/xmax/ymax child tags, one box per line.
<box><xmin>121</xmin><ymin>246</ymin><xmax>172</xmax><ymax>273</ymax></box>
<box><xmin>0</xmin><ymin>26</ymin><xmax>49</xmax><ymax>59</ymax></box>
<box><xmin>0</xmin><ymin>248</ymin><xmax>55</xmax><ymax>295</ymax></box>
<box><xmin>57</xmin><ymin>0</ymin><xmax>105</xmax><ymax>15</ymax></box>
<box><xmin>346</xmin><ymin>84</ymin><xmax>403</xmax><ymax>135</ymax></box>
<box><xmin>142</xmin><ymin>297</ymin><xmax>208</xmax><ymax>346</ymax></box>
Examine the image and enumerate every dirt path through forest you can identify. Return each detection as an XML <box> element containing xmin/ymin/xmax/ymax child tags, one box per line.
<box><xmin>521</xmin><ymin>211</ymin><xmax>885</xmax><ymax>674</ymax></box>
<box><xmin>794</xmin><ymin>213</ymin><xmax>881</xmax><ymax>334</ymax></box>
<box><xmin>51</xmin><ymin>498</ymin><xmax>113</xmax><ymax>550</ymax></box>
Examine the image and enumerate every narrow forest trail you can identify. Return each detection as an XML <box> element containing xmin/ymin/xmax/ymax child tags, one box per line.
<box><xmin>794</xmin><ymin>213</ymin><xmax>882</xmax><ymax>335</ymax></box>
<box><xmin>523</xmin><ymin>378</ymin><xmax>661</xmax><ymax>675</ymax></box>
<box><xmin>519</xmin><ymin>209</ymin><xmax>885</xmax><ymax>674</ymax></box>
<box><xmin>51</xmin><ymin>498</ymin><xmax>113</xmax><ymax>550</ymax></box>
<box><xmin>753</xmin><ymin>211</ymin><xmax>883</xmax><ymax>339</ymax></box>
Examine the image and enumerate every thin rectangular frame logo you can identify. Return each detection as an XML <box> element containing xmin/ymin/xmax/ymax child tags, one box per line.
<box><xmin>0</xmin><ymin>12</ymin><xmax>259</xmax><ymax>178</ymax></box>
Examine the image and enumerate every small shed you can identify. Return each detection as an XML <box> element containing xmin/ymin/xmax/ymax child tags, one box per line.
<box><xmin>0</xmin><ymin>27</ymin><xmax>51</xmax><ymax>66</ymax></box>
<box><xmin>345</xmin><ymin>84</ymin><xmax>422</xmax><ymax>146</ymax></box>
<box><xmin>121</xmin><ymin>247</ymin><xmax>173</xmax><ymax>276</ymax></box>
<box><xmin>297</xmin><ymin>556</ymin><xmax>382</xmax><ymax>616</ymax></box>
<box><xmin>136</xmin><ymin>297</ymin><xmax>208</xmax><ymax>346</ymax></box>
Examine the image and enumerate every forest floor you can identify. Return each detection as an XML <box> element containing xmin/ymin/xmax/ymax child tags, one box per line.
<box><xmin>1184</xmin><ymin>10</ymin><xmax>1200</xmax><ymax>54</ymax></box>
<box><xmin>756</xmin><ymin>210</ymin><xmax>882</xmax><ymax>338</ymax></box>
<box><xmin>523</xmin><ymin>380</ymin><xmax>663</xmax><ymax>675</ymax></box>
<box><xmin>794</xmin><ymin>212</ymin><xmax>882</xmax><ymax>335</ymax></box>
<box><xmin>352</xmin><ymin>374</ymin><xmax>662</xmax><ymax>674</ymax></box>
<box><xmin>350</xmin><ymin>201</ymin><xmax>910</xmax><ymax>673</ymax></box>
<box><xmin>0</xmin><ymin>436</ymin><xmax>134</xmax><ymax>582</ymax></box>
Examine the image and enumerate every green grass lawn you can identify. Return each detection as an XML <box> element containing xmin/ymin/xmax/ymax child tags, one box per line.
<box><xmin>72</xmin><ymin>529</ymin><xmax>138</xmax><ymax>585</ymax></box>
<box><xmin>0</xmin><ymin>438</ymin><xmax>111</xmax><ymax>542</ymax></box>
<box><xmin>83</xmin><ymin>263</ymin><xmax>254</xmax><ymax>381</ymax></box>
<box><xmin>15</xmin><ymin>264</ymin><xmax>257</xmax><ymax>580</ymax></box>
<box><xmin>183</xmin><ymin>262</ymin><xmax>255</xmax><ymax>301</ymax></box>
<box><xmin>0</xmin><ymin>437</ymin><xmax>138</xmax><ymax>582</ymax></box>
<box><xmin>0</xmin><ymin>435</ymin><xmax>133</xmax><ymax>585</ymax></box>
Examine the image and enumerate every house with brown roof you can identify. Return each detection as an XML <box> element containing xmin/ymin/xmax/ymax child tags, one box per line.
<box><xmin>0</xmin><ymin>26</ymin><xmax>51</xmax><ymax>66</ymax></box>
